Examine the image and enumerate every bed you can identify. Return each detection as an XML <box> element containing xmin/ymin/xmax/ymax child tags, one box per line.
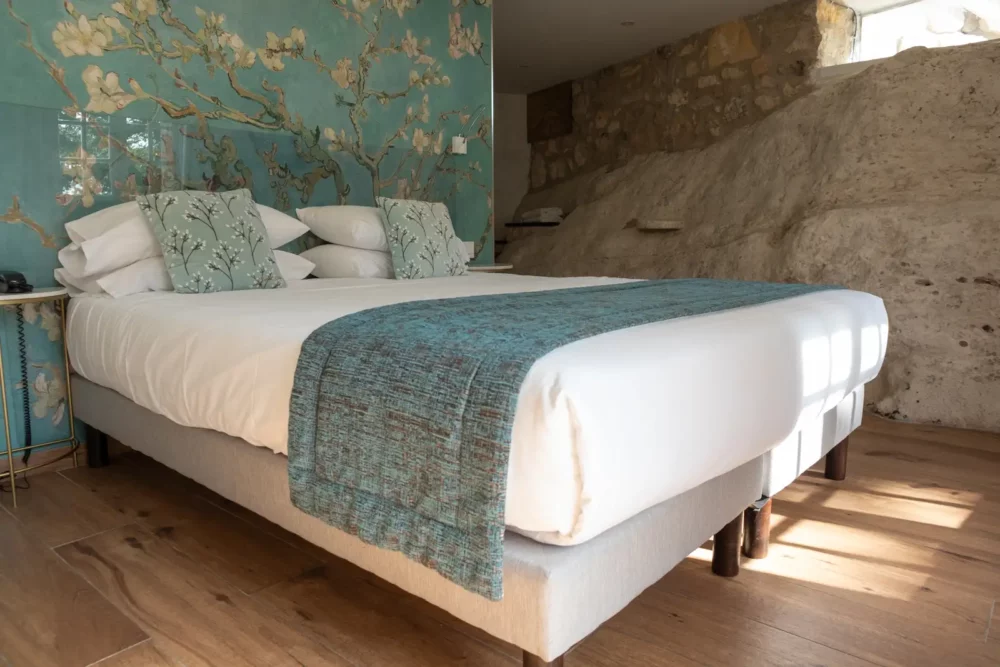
<box><xmin>67</xmin><ymin>274</ymin><xmax>888</xmax><ymax>665</ymax></box>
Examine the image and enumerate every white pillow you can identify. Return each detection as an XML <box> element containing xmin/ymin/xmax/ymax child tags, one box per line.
<box><xmin>300</xmin><ymin>244</ymin><xmax>393</xmax><ymax>279</ymax></box>
<box><xmin>259</xmin><ymin>205</ymin><xmax>310</xmax><ymax>248</ymax></box>
<box><xmin>54</xmin><ymin>267</ymin><xmax>102</xmax><ymax>296</ymax></box>
<box><xmin>97</xmin><ymin>257</ymin><xmax>172</xmax><ymax>297</ymax></box>
<box><xmin>58</xmin><ymin>217</ymin><xmax>161</xmax><ymax>278</ymax></box>
<box><xmin>55</xmin><ymin>257</ymin><xmax>171</xmax><ymax>298</ymax></box>
<box><xmin>65</xmin><ymin>201</ymin><xmax>142</xmax><ymax>244</ymax></box>
<box><xmin>273</xmin><ymin>250</ymin><xmax>315</xmax><ymax>281</ymax></box>
<box><xmin>296</xmin><ymin>205</ymin><xmax>389</xmax><ymax>252</ymax></box>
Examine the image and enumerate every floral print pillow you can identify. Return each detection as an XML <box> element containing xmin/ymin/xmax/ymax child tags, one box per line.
<box><xmin>137</xmin><ymin>189</ymin><xmax>285</xmax><ymax>293</ymax></box>
<box><xmin>376</xmin><ymin>197</ymin><xmax>468</xmax><ymax>279</ymax></box>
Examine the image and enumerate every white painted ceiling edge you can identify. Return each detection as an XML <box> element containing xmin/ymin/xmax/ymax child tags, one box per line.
<box><xmin>494</xmin><ymin>0</ymin><xmax>909</xmax><ymax>94</ymax></box>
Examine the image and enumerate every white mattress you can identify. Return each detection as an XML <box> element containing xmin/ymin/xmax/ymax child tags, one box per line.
<box><xmin>66</xmin><ymin>275</ymin><xmax>888</xmax><ymax>545</ymax></box>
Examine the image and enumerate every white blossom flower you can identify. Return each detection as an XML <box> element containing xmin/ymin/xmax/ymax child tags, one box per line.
<box><xmin>62</xmin><ymin>147</ymin><xmax>103</xmax><ymax>207</ymax></box>
<box><xmin>400</xmin><ymin>30</ymin><xmax>420</xmax><ymax>58</ymax></box>
<box><xmin>387</xmin><ymin>0</ymin><xmax>416</xmax><ymax>18</ymax></box>
<box><xmin>22</xmin><ymin>303</ymin><xmax>62</xmax><ymax>341</ymax></box>
<box><xmin>136</xmin><ymin>0</ymin><xmax>158</xmax><ymax>16</ymax></box>
<box><xmin>412</xmin><ymin>128</ymin><xmax>433</xmax><ymax>154</ymax></box>
<box><xmin>82</xmin><ymin>65</ymin><xmax>136</xmax><ymax>114</ymax></box>
<box><xmin>257</xmin><ymin>30</ymin><xmax>304</xmax><ymax>71</ymax></box>
<box><xmin>448</xmin><ymin>12</ymin><xmax>483</xmax><ymax>59</ymax></box>
<box><xmin>32</xmin><ymin>372</ymin><xmax>66</xmax><ymax>426</ymax></box>
<box><xmin>323</xmin><ymin>127</ymin><xmax>348</xmax><ymax>151</ymax></box>
<box><xmin>52</xmin><ymin>15</ymin><xmax>109</xmax><ymax>58</ymax></box>
<box><xmin>330</xmin><ymin>58</ymin><xmax>356</xmax><ymax>89</ymax></box>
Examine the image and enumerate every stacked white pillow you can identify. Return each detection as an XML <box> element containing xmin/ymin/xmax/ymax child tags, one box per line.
<box><xmin>55</xmin><ymin>200</ymin><xmax>314</xmax><ymax>297</ymax></box>
<box><xmin>296</xmin><ymin>206</ymin><xmax>395</xmax><ymax>279</ymax></box>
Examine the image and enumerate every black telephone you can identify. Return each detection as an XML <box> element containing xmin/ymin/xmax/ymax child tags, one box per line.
<box><xmin>0</xmin><ymin>270</ymin><xmax>32</xmax><ymax>294</ymax></box>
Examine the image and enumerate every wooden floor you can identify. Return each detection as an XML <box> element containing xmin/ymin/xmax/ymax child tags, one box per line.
<box><xmin>1</xmin><ymin>416</ymin><xmax>998</xmax><ymax>666</ymax></box>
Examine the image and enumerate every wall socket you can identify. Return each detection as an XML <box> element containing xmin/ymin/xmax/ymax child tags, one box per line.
<box><xmin>464</xmin><ymin>241</ymin><xmax>475</xmax><ymax>258</ymax></box>
<box><xmin>451</xmin><ymin>135</ymin><xmax>468</xmax><ymax>155</ymax></box>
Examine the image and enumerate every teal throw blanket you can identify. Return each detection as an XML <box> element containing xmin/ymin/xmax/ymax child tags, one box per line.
<box><xmin>288</xmin><ymin>279</ymin><xmax>837</xmax><ymax>600</ymax></box>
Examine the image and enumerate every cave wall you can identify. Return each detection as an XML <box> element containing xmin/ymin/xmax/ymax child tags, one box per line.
<box><xmin>502</xmin><ymin>42</ymin><xmax>1000</xmax><ymax>433</ymax></box>
<box><xmin>527</xmin><ymin>0</ymin><xmax>856</xmax><ymax>191</ymax></box>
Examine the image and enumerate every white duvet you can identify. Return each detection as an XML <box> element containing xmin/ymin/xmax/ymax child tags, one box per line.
<box><xmin>67</xmin><ymin>275</ymin><xmax>888</xmax><ymax>545</ymax></box>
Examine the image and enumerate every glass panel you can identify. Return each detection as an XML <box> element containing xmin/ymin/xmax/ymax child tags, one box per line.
<box><xmin>57</xmin><ymin>121</ymin><xmax>82</xmax><ymax>159</ymax></box>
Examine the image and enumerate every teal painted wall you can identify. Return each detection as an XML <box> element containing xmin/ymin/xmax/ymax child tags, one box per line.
<box><xmin>0</xmin><ymin>0</ymin><xmax>493</xmax><ymax>456</ymax></box>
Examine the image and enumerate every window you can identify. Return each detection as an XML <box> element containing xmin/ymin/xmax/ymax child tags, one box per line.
<box><xmin>58</xmin><ymin>111</ymin><xmax>112</xmax><ymax>204</ymax></box>
<box><xmin>856</xmin><ymin>0</ymin><xmax>1000</xmax><ymax>62</ymax></box>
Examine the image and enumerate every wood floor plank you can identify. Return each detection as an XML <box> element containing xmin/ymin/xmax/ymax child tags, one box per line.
<box><xmin>87</xmin><ymin>640</ymin><xmax>174</xmax><ymax>667</ymax></box>
<box><xmin>0</xmin><ymin>471</ymin><xmax>130</xmax><ymax>547</ymax></box>
<box><xmin>661</xmin><ymin>557</ymin><xmax>999</xmax><ymax>667</ymax></box>
<box><xmin>0</xmin><ymin>511</ymin><xmax>147</xmax><ymax>667</ymax></box>
<box><xmin>859</xmin><ymin>416</ymin><xmax>1000</xmax><ymax>455</ymax></box>
<box><xmin>61</xmin><ymin>457</ymin><xmax>322</xmax><ymax>594</ymax></box>
<box><xmin>6</xmin><ymin>416</ymin><xmax>996</xmax><ymax>667</ymax></box>
<box><xmin>607</xmin><ymin>590</ymin><xmax>877</xmax><ymax>666</ymax></box>
<box><xmin>56</xmin><ymin>524</ymin><xmax>354</xmax><ymax>667</ymax></box>
<box><xmin>255</xmin><ymin>564</ymin><xmax>516</xmax><ymax>666</ymax></box>
<box><xmin>569</xmin><ymin>624</ymin><xmax>704</xmax><ymax>667</ymax></box>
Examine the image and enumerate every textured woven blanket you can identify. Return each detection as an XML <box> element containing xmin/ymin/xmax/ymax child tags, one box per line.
<box><xmin>288</xmin><ymin>279</ymin><xmax>837</xmax><ymax>600</ymax></box>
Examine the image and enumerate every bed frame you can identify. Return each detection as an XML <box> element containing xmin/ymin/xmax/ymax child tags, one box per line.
<box><xmin>74</xmin><ymin>376</ymin><xmax>855</xmax><ymax>666</ymax></box>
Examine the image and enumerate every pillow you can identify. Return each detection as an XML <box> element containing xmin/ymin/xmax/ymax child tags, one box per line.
<box><xmin>97</xmin><ymin>257</ymin><xmax>172</xmax><ymax>298</ymax></box>
<box><xmin>57</xmin><ymin>217</ymin><xmax>161</xmax><ymax>278</ymax></box>
<box><xmin>54</xmin><ymin>267</ymin><xmax>102</xmax><ymax>296</ymax></box>
<box><xmin>376</xmin><ymin>198</ymin><xmax>468</xmax><ymax>279</ymax></box>
<box><xmin>55</xmin><ymin>257</ymin><xmax>171</xmax><ymax>298</ymax></box>
<box><xmin>259</xmin><ymin>205</ymin><xmax>310</xmax><ymax>248</ymax></box>
<box><xmin>300</xmin><ymin>244</ymin><xmax>393</xmax><ymax>279</ymax></box>
<box><xmin>273</xmin><ymin>250</ymin><xmax>315</xmax><ymax>281</ymax></box>
<box><xmin>295</xmin><ymin>205</ymin><xmax>389</xmax><ymax>251</ymax></box>
<box><xmin>137</xmin><ymin>189</ymin><xmax>286</xmax><ymax>293</ymax></box>
<box><xmin>65</xmin><ymin>201</ymin><xmax>143</xmax><ymax>244</ymax></box>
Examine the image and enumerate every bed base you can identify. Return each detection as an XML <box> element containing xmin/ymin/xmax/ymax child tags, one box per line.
<box><xmin>72</xmin><ymin>377</ymin><xmax>764</xmax><ymax>666</ymax></box>
<box><xmin>82</xmin><ymin>417</ymin><xmax>746</xmax><ymax>667</ymax></box>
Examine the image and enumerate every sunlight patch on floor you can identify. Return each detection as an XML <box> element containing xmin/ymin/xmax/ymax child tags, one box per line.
<box><xmin>778</xmin><ymin>485</ymin><xmax>975</xmax><ymax>528</ymax></box>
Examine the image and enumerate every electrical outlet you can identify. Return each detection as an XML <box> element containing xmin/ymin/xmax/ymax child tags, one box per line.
<box><xmin>464</xmin><ymin>241</ymin><xmax>475</xmax><ymax>258</ymax></box>
<box><xmin>451</xmin><ymin>135</ymin><xmax>468</xmax><ymax>155</ymax></box>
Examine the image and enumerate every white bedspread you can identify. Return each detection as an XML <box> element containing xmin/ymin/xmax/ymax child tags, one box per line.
<box><xmin>67</xmin><ymin>275</ymin><xmax>888</xmax><ymax>545</ymax></box>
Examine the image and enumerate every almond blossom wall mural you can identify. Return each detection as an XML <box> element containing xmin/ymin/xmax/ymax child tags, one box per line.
<box><xmin>0</xmin><ymin>0</ymin><xmax>493</xmax><ymax>455</ymax></box>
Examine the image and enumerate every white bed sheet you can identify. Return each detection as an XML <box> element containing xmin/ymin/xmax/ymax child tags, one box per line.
<box><xmin>66</xmin><ymin>275</ymin><xmax>888</xmax><ymax>545</ymax></box>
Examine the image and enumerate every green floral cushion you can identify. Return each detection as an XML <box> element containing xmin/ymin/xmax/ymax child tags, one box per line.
<box><xmin>376</xmin><ymin>197</ymin><xmax>468</xmax><ymax>279</ymax></box>
<box><xmin>137</xmin><ymin>189</ymin><xmax>286</xmax><ymax>293</ymax></box>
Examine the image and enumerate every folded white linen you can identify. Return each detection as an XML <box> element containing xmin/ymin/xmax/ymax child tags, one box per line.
<box><xmin>273</xmin><ymin>250</ymin><xmax>315</xmax><ymax>281</ymax></box>
<box><xmin>300</xmin><ymin>244</ymin><xmax>393</xmax><ymax>279</ymax></box>
<box><xmin>296</xmin><ymin>205</ymin><xmax>389</xmax><ymax>252</ymax></box>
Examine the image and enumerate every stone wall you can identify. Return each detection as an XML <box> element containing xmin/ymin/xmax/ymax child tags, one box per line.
<box><xmin>502</xmin><ymin>42</ymin><xmax>1000</xmax><ymax>433</ymax></box>
<box><xmin>528</xmin><ymin>0</ymin><xmax>855</xmax><ymax>191</ymax></box>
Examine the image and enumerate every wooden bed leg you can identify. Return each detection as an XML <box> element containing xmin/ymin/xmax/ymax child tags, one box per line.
<box><xmin>825</xmin><ymin>437</ymin><xmax>849</xmax><ymax>481</ymax></box>
<box><xmin>523</xmin><ymin>650</ymin><xmax>564</xmax><ymax>666</ymax></box>
<box><xmin>742</xmin><ymin>497</ymin><xmax>772</xmax><ymax>559</ymax></box>
<box><xmin>85</xmin><ymin>424</ymin><xmax>110</xmax><ymax>468</ymax></box>
<box><xmin>711</xmin><ymin>513</ymin><xmax>743</xmax><ymax>577</ymax></box>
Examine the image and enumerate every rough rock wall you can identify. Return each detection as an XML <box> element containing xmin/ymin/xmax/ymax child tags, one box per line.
<box><xmin>528</xmin><ymin>0</ymin><xmax>855</xmax><ymax>191</ymax></box>
<box><xmin>502</xmin><ymin>42</ymin><xmax>1000</xmax><ymax>433</ymax></box>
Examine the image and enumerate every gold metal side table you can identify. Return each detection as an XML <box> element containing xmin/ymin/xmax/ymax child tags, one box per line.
<box><xmin>0</xmin><ymin>287</ymin><xmax>78</xmax><ymax>508</ymax></box>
